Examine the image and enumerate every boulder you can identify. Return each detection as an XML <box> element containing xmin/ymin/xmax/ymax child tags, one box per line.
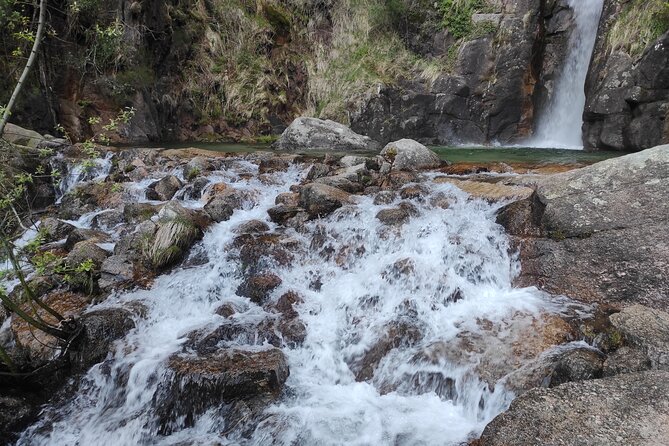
<box><xmin>236</xmin><ymin>273</ymin><xmax>282</xmax><ymax>304</ymax></box>
<box><xmin>478</xmin><ymin>371</ymin><xmax>669</xmax><ymax>446</ymax></box>
<box><xmin>299</xmin><ymin>183</ymin><xmax>353</xmax><ymax>218</ymax></box>
<box><xmin>497</xmin><ymin>146</ymin><xmax>669</xmax><ymax>310</ymax></box>
<box><xmin>154</xmin><ymin>347</ymin><xmax>289</xmax><ymax>434</ymax></box>
<box><xmin>69</xmin><ymin>308</ymin><xmax>135</xmax><ymax>371</ymax></box>
<box><xmin>146</xmin><ymin>175</ymin><xmax>183</xmax><ymax>201</ymax></box>
<box><xmin>1</xmin><ymin>123</ymin><xmax>44</xmax><ymax>148</ymax></box>
<box><xmin>273</xmin><ymin>117</ymin><xmax>381</xmax><ymax>152</ymax></box>
<box><xmin>145</xmin><ymin>203</ymin><xmax>206</xmax><ymax>270</ymax></box>
<box><xmin>0</xmin><ymin>396</ymin><xmax>37</xmax><ymax>442</ymax></box>
<box><xmin>234</xmin><ymin>220</ymin><xmax>270</xmax><ymax>234</ymax></box>
<box><xmin>64</xmin><ymin>228</ymin><xmax>111</xmax><ymax>251</ymax></box>
<box><xmin>380</xmin><ymin>139</ymin><xmax>441</xmax><ymax>171</ymax></box>
<box><xmin>99</xmin><ymin>255</ymin><xmax>135</xmax><ymax>291</ymax></box>
<box><xmin>375</xmin><ymin>202</ymin><xmax>418</xmax><ymax>226</ymax></box>
<box><xmin>203</xmin><ymin>186</ymin><xmax>253</xmax><ymax>222</ymax></box>
<box><xmin>39</xmin><ymin>217</ymin><xmax>76</xmax><ymax>242</ymax></box>
<box><xmin>66</xmin><ymin>240</ymin><xmax>110</xmax><ymax>268</ymax></box>
<box><xmin>609</xmin><ymin>305</ymin><xmax>669</xmax><ymax>370</ymax></box>
<box><xmin>123</xmin><ymin>202</ymin><xmax>162</xmax><ymax>224</ymax></box>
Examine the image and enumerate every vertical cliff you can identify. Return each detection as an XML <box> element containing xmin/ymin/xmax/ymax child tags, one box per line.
<box><xmin>583</xmin><ymin>0</ymin><xmax>669</xmax><ymax>151</ymax></box>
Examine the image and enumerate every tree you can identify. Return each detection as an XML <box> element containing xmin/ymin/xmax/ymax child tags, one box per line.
<box><xmin>0</xmin><ymin>0</ymin><xmax>47</xmax><ymax>136</ymax></box>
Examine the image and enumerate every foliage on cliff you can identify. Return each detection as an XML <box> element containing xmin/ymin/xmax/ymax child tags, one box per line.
<box><xmin>607</xmin><ymin>0</ymin><xmax>669</xmax><ymax>59</ymax></box>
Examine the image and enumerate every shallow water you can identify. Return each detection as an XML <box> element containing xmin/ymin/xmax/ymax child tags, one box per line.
<box><xmin>16</xmin><ymin>155</ymin><xmax>580</xmax><ymax>445</ymax></box>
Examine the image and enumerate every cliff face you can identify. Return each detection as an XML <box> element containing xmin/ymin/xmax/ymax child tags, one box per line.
<box><xmin>0</xmin><ymin>0</ymin><xmax>666</xmax><ymax>149</ymax></box>
<box><xmin>583</xmin><ymin>0</ymin><xmax>669</xmax><ymax>151</ymax></box>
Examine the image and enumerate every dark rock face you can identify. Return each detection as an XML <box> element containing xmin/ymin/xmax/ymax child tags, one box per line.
<box><xmin>69</xmin><ymin>308</ymin><xmax>136</xmax><ymax>372</ymax></box>
<box><xmin>351</xmin><ymin>0</ymin><xmax>556</xmax><ymax>145</ymax></box>
<box><xmin>154</xmin><ymin>348</ymin><xmax>289</xmax><ymax>434</ymax></box>
<box><xmin>478</xmin><ymin>371</ymin><xmax>669</xmax><ymax>446</ymax></box>
<box><xmin>497</xmin><ymin>146</ymin><xmax>669</xmax><ymax>310</ymax></box>
<box><xmin>0</xmin><ymin>396</ymin><xmax>37</xmax><ymax>442</ymax></box>
<box><xmin>584</xmin><ymin>2</ymin><xmax>669</xmax><ymax>151</ymax></box>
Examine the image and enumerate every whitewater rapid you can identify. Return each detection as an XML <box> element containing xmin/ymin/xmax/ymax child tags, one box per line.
<box><xmin>18</xmin><ymin>158</ymin><xmax>571</xmax><ymax>445</ymax></box>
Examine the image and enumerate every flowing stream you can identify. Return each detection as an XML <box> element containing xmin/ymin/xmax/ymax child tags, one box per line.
<box><xmin>15</xmin><ymin>157</ymin><xmax>578</xmax><ymax>445</ymax></box>
<box><xmin>531</xmin><ymin>0</ymin><xmax>604</xmax><ymax>149</ymax></box>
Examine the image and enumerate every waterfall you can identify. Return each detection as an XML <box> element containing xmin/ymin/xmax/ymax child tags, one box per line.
<box><xmin>15</xmin><ymin>157</ymin><xmax>576</xmax><ymax>446</ymax></box>
<box><xmin>531</xmin><ymin>0</ymin><xmax>604</xmax><ymax>149</ymax></box>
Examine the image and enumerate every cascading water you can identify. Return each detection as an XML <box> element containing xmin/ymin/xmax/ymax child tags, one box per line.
<box><xmin>530</xmin><ymin>0</ymin><xmax>604</xmax><ymax>149</ymax></box>
<box><xmin>15</xmin><ymin>158</ymin><xmax>579</xmax><ymax>446</ymax></box>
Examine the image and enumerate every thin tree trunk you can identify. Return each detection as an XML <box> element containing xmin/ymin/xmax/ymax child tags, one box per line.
<box><xmin>0</xmin><ymin>0</ymin><xmax>48</xmax><ymax>137</ymax></box>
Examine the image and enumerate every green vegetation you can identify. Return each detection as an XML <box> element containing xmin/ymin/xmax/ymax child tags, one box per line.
<box><xmin>608</xmin><ymin>0</ymin><xmax>669</xmax><ymax>59</ymax></box>
<box><xmin>440</xmin><ymin>0</ymin><xmax>495</xmax><ymax>39</ymax></box>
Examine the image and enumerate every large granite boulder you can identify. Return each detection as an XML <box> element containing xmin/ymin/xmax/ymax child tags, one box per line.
<box><xmin>381</xmin><ymin>139</ymin><xmax>441</xmax><ymax>171</ymax></box>
<box><xmin>478</xmin><ymin>371</ymin><xmax>669</xmax><ymax>445</ymax></box>
<box><xmin>497</xmin><ymin>146</ymin><xmax>669</xmax><ymax>310</ymax></box>
<box><xmin>609</xmin><ymin>305</ymin><xmax>669</xmax><ymax>371</ymax></box>
<box><xmin>273</xmin><ymin>117</ymin><xmax>381</xmax><ymax>152</ymax></box>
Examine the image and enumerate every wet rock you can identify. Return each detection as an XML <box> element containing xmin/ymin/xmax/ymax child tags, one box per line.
<box><xmin>69</xmin><ymin>308</ymin><xmax>135</xmax><ymax>371</ymax></box>
<box><xmin>234</xmin><ymin>233</ymin><xmax>297</xmax><ymax>272</ymax></box>
<box><xmin>399</xmin><ymin>185</ymin><xmax>426</xmax><ymax>200</ymax></box>
<box><xmin>498</xmin><ymin>146</ymin><xmax>669</xmax><ymax>309</ymax></box>
<box><xmin>299</xmin><ymin>183</ymin><xmax>353</xmax><ymax>218</ymax></box>
<box><xmin>91</xmin><ymin>209</ymin><xmax>125</xmax><ymax>230</ymax></box>
<box><xmin>39</xmin><ymin>217</ymin><xmax>76</xmax><ymax>242</ymax></box>
<box><xmin>123</xmin><ymin>202</ymin><xmax>162</xmax><ymax>224</ymax></box>
<box><xmin>155</xmin><ymin>348</ymin><xmax>289</xmax><ymax>434</ymax></box>
<box><xmin>609</xmin><ymin>305</ymin><xmax>669</xmax><ymax>370</ymax></box>
<box><xmin>99</xmin><ymin>255</ymin><xmax>135</xmax><ymax>291</ymax></box>
<box><xmin>274</xmin><ymin>291</ymin><xmax>303</xmax><ymax>319</ymax></box>
<box><xmin>234</xmin><ymin>220</ymin><xmax>270</xmax><ymax>234</ymax></box>
<box><xmin>237</xmin><ymin>274</ymin><xmax>282</xmax><ymax>304</ymax></box>
<box><xmin>305</xmin><ymin>163</ymin><xmax>331</xmax><ymax>180</ymax></box>
<box><xmin>66</xmin><ymin>240</ymin><xmax>110</xmax><ymax>268</ymax></box>
<box><xmin>375</xmin><ymin>202</ymin><xmax>418</xmax><ymax>226</ymax></box>
<box><xmin>10</xmin><ymin>291</ymin><xmax>90</xmax><ymax>367</ymax></box>
<box><xmin>258</xmin><ymin>157</ymin><xmax>289</xmax><ymax>174</ymax></box>
<box><xmin>273</xmin><ymin>117</ymin><xmax>380</xmax><ymax>152</ymax></box>
<box><xmin>267</xmin><ymin>205</ymin><xmax>301</xmax><ymax>226</ymax></box>
<box><xmin>435</xmin><ymin>177</ymin><xmax>533</xmax><ymax>202</ymax></box>
<box><xmin>314</xmin><ymin>175</ymin><xmax>364</xmax><ymax>193</ymax></box>
<box><xmin>603</xmin><ymin>346</ymin><xmax>652</xmax><ymax>377</ymax></box>
<box><xmin>340</xmin><ymin>155</ymin><xmax>369</xmax><ymax>168</ymax></box>
<box><xmin>478</xmin><ymin>371</ymin><xmax>669</xmax><ymax>446</ymax></box>
<box><xmin>203</xmin><ymin>186</ymin><xmax>252</xmax><ymax>222</ymax></box>
<box><xmin>146</xmin><ymin>175</ymin><xmax>183</xmax><ymax>201</ymax></box>
<box><xmin>274</xmin><ymin>192</ymin><xmax>299</xmax><ymax>207</ymax></box>
<box><xmin>373</xmin><ymin>190</ymin><xmax>397</xmax><ymax>205</ymax></box>
<box><xmin>349</xmin><ymin>321</ymin><xmax>423</xmax><ymax>382</ymax></box>
<box><xmin>380</xmin><ymin>139</ymin><xmax>441</xmax><ymax>171</ymax></box>
<box><xmin>183</xmin><ymin>156</ymin><xmax>213</xmax><ymax>180</ymax></box>
<box><xmin>0</xmin><ymin>395</ymin><xmax>37</xmax><ymax>442</ymax></box>
<box><xmin>145</xmin><ymin>203</ymin><xmax>206</xmax><ymax>270</ymax></box>
<box><xmin>114</xmin><ymin>220</ymin><xmax>157</xmax><ymax>261</ymax></box>
<box><xmin>63</xmin><ymin>227</ymin><xmax>110</xmax><ymax>251</ymax></box>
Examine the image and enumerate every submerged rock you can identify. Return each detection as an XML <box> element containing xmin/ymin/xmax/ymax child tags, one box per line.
<box><xmin>479</xmin><ymin>371</ymin><xmax>669</xmax><ymax>446</ymax></box>
<box><xmin>272</xmin><ymin>117</ymin><xmax>381</xmax><ymax>152</ymax></box>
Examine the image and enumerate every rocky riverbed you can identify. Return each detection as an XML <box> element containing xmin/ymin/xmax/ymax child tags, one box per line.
<box><xmin>1</xmin><ymin>125</ymin><xmax>668</xmax><ymax>445</ymax></box>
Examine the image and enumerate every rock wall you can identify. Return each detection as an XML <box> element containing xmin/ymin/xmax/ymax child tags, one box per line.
<box><xmin>351</xmin><ymin>0</ymin><xmax>580</xmax><ymax>146</ymax></box>
<box><xmin>583</xmin><ymin>0</ymin><xmax>669</xmax><ymax>151</ymax></box>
